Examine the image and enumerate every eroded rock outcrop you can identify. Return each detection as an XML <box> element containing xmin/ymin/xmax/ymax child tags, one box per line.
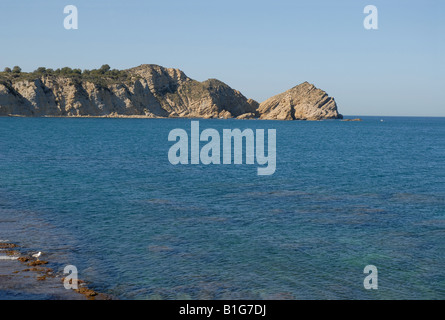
<box><xmin>258</xmin><ymin>82</ymin><xmax>342</xmax><ymax>120</ymax></box>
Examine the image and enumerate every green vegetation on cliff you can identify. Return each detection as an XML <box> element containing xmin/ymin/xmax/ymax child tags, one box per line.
<box><xmin>0</xmin><ymin>64</ymin><xmax>135</xmax><ymax>87</ymax></box>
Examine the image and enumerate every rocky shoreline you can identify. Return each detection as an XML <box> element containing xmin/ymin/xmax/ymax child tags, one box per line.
<box><xmin>0</xmin><ymin>241</ymin><xmax>111</xmax><ymax>300</ymax></box>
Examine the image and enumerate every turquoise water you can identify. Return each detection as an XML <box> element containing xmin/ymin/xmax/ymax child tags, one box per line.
<box><xmin>0</xmin><ymin>117</ymin><xmax>444</xmax><ymax>299</ymax></box>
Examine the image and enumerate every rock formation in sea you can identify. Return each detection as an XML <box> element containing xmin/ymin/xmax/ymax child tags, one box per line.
<box><xmin>258</xmin><ymin>82</ymin><xmax>341</xmax><ymax>120</ymax></box>
<box><xmin>0</xmin><ymin>64</ymin><xmax>342</xmax><ymax>120</ymax></box>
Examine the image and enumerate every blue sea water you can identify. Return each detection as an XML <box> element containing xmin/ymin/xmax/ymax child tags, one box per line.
<box><xmin>0</xmin><ymin>116</ymin><xmax>444</xmax><ymax>299</ymax></box>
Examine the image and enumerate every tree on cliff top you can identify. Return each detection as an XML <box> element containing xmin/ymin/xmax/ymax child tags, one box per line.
<box><xmin>12</xmin><ymin>66</ymin><xmax>21</xmax><ymax>73</ymax></box>
<box><xmin>35</xmin><ymin>67</ymin><xmax>47</xmax><ymax>74</ymax></box>
<box><xmin>99</xmin><ymin>64</ymin><xmax>111</xmax><ymax>74</ymax></box>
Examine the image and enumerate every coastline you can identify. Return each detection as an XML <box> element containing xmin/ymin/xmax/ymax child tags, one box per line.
<box><xmin>1</xmin><ymin>114</ymin><xmax>344</xmax><ymax>120</ymax></box>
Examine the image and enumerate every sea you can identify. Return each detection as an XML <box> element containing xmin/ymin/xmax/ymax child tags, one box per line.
<box><xmin>0</xmin><ymin>116</ymin><xmax>444</xmax><ymax>299</ymax></box>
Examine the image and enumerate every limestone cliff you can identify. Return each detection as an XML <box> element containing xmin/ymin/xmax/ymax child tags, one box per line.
<box><xmin>258</xmin><ymin>82</ymin><xmax>342</xmax><ymax>120</ymax></box>
<box><xmin>0</xmin><ymin>65</ymin><xmax>341</xmax><ymax>120</ymax></box>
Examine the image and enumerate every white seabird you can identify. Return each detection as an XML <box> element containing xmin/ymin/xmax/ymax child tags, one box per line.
<box><xmin>32</xmin><ymin>252</ymin><xmax>42</xmax><ymax>260</ymax></box>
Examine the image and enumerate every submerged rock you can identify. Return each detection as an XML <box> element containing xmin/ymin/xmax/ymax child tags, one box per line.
<box><xmin>0</xmin><ymin>242</ymin><xmax>18</xmax><ymax>249</ymax></box>
<box><xmin>26</xmin><ymin>260</ymin><xmax>48</xmax><ymax>267</ymax></box>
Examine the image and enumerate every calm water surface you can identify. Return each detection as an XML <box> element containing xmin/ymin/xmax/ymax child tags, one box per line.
<box><xmin>0</xmin><ymin>117</ymin><xmax>444</xmax><ymax>299</ymax></box>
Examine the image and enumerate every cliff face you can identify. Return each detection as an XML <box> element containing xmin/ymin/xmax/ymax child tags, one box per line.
<box><xmin>0</xmin><ymin>65</ymin><xmax>341</xmax><ymax>120</ymax></box>
<box><xmin>129</xmin><ymin>65</ymin><xmax>259</xmax><ymax>119</ymax></box>
<box><xmin>258</xmin><ymin>82</ymin><xmax>342</xmax><ymax>120</ymax></box>
<box><xmin>0</xmin><ymin>75</ymin><xmax>166</xmax><ymax>117</ymax></box>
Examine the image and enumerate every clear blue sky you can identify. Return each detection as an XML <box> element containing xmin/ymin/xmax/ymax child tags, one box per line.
<box><xmin>1</xmin><ymin>0</ymin><xmax>444</xmax><ymax>116</ymax></box>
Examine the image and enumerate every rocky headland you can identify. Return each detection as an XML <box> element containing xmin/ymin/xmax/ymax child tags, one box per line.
<box><xmin>0</xmin><ymin>64</ymin><xmax>342</xmax><ymax>120</ymax></box>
